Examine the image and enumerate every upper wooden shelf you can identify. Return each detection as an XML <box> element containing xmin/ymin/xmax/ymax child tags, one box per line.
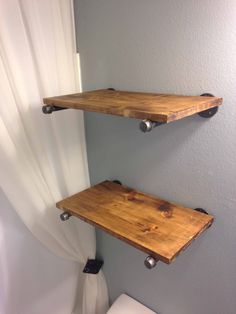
<box><xmin>43</xmin><ymin>89</ymin><xmax>222</xmax><ymax>123</ymax></box>
<box><xmin>56</xmin><ymin>180</ymin><xmax>213</xmax><ymax>264</ymax></box>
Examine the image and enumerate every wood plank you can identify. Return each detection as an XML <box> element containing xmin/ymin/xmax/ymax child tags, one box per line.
<box><xmin>56</xmin><ymin>181</ymin><xmax>213</xmax><ymax>264</ymax></box>
<box><xmin>43</xmin><ymin>89</ymin><xmax>222</xmax><ymax>123</ymax></box>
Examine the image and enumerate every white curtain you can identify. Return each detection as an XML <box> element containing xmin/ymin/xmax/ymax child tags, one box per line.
<box><xmin>0</xmin><ymin>0</ymin><xmax>108</xmax><ymax>313</ymax></box>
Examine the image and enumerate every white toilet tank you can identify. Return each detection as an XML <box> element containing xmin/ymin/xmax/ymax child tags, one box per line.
<box><xmin>107</xmin><ymin>294</ymin><xmax>156</xmax><ymax>314</ymax></box>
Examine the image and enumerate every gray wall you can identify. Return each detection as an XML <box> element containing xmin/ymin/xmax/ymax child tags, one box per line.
<box><xmin>74</xmin><ymin>1</ymin><xmax>236</xmax><ymax>313</ymax></box>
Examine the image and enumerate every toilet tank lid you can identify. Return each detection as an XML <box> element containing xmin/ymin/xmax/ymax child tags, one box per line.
<box><xmin>107</xmin><ymin>294</ymin><xmax>157</xmax><ymax>314</ymax></box>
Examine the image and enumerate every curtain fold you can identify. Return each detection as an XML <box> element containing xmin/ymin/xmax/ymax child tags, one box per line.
<box><xmin>0</xmin><ymin>0</ymin><xmax>108</xmax><ymax>313</ymax></box>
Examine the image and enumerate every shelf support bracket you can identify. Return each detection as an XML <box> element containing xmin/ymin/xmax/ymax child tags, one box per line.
<box><xmin>193</xmin><ymin>208</ymin><xmax>213</xmax><ymax>228</ymax></box>
<box><xmin>198</xmin><ymin>93</ymin><xmax>218</xmax><ymax>118</ymax></box>
<box><xmin>139</xmin><ymin>119</ymin><xmax>164</xmax><ymax>132</ymax></box>
<box><xmin>60</xmin><ymin>212</ymin><xmax>71</xmax><ymax>221</ymax></box>
<box><xmin>112</xmin><ymin>179</ymin><xmax>122</xmax><ymax>185</ymax></box>
<box><xmin>194</xmin><ymin>208</ymin><xmax>209</xmax><ymax>215</ymax></box>
<box><xmin>42</xmin><ymin>105</ymin><xmax>68</xmax><ymax>114</ymax></box>
<box><xmin>144</xmin><ymin>256</ymin><xmax>159</xmax><ymax>269</ymax></box>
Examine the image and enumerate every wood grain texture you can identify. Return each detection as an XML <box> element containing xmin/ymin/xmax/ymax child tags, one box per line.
<box><xmin>43</xmin><ymin>89</ymin><xmax>222</xmax><ymax>123</ymax></box>
<box><xmin>56</xmin><ymin>181</ymin><xmax>213</xmax><ymax>264</ymax></box>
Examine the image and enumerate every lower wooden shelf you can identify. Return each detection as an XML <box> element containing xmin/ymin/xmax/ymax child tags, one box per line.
<box><xmin>56</xmin><ymin>181</ymin><xmax>213</xmax><ymax>264</ymax></box>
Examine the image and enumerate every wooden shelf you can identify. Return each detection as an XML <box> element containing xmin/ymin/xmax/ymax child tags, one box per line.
<box><xmin>56</xmin><ymin>181</ymin><xmax>213</xmax><ymax>264</ymax></box>
<box><xmin>43</xmin><ymin>89</ymin><xmax>222</xmax><ymax>123</ymax></box>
